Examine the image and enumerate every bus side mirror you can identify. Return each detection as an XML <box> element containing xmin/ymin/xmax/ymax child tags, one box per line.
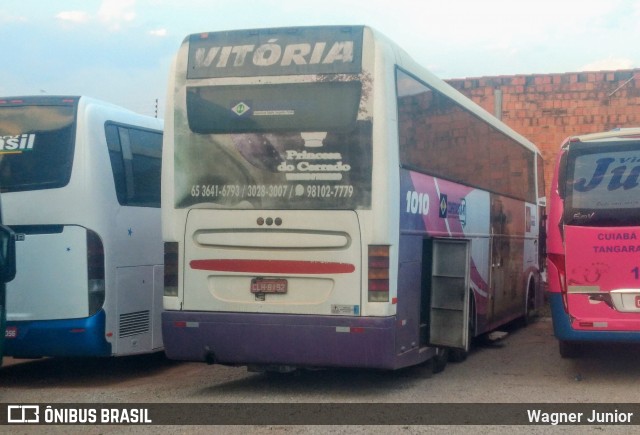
<box><xmin>557</xmin><ymin>152</ymin><xmax>567</xmax><ymax>199</ymax></box>
<box><xmin>0</xmin><ymin>225</ymin><xmax>16</xmax><ymax>283</ymax></box>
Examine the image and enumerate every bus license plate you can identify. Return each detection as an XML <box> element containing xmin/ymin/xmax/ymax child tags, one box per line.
<box><xmin>251</xmin><ymin>278</ymin><xmax>287</xmax><ymax>294</ymax></box>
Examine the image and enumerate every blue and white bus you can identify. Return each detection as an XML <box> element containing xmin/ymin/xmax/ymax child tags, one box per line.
<box><xmin>162</xmin><ymin>26</ymin><xmax>545</xmax><ymax>372</ymax></box>
<box><xmin>1</xmin><ymin>96</ymin><xmax>164</xmax><ymax>358</ymax></box>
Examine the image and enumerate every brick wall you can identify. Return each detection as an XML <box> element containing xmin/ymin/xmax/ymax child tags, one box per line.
<box><xmin>446</xmin><ymin>69</ymin><xmax>640</xmax><ymax>198</ymax></box>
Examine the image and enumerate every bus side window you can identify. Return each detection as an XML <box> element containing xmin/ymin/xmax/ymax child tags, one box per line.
<box><xmin>128</xmin><ymin>128</ymin><xmax>162</xmax><ymax>208</ymax></box>
<box><xmin>105</xmin><ymin>123</ymin><xmax>127</xmax><ymax>205</ymax></box>
<box><xmin>105</xmin><ymin>123</ymin><xmax>162</xmax><ymax>208</ymax></box>
<box><xmin>117</xmin><ymin>126</ymin><xmax>136</xmax><ymax>202</ymax></box>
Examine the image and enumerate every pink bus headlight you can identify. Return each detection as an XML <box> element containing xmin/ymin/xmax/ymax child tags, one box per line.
<box><xmin>87</xmin><ymin>230</ymin><xmax>105</xmax><ymax>316</ymax></box>
<box><xmin>164</xmin><ymin>242</ymin><xmax>179</xmax><ymax>297</ymax></box>
<box><xmin>368</xmin><ymin>245</ymin><xmax>389</xmax><ymax>302</ymax></box>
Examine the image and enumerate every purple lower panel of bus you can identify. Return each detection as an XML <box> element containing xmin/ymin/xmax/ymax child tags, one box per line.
<box><xmin>162</xmin><ymin>311</ymin><xmax>404</xmax><ymax>369</ymax></box>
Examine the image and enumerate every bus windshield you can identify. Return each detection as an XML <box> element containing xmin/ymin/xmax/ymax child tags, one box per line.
<box><xmin>564</xmin><ymin>140</ymin><xmax>640</xmax><ymax>226</ymax></box>
<box><xmin>176</xmin><ymin>80</ymin><xmax>372</xmax><ymax>209</ymax></box>
<box><xmin>0</xmin><ymin>104</ymin><xmax>76</xmax><ymax>192</ymax></box>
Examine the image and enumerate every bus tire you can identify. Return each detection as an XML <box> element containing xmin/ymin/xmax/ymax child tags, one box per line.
<box><xmin>517</xmin><ymin>279</ymin><xmax>537</xmax><ymax>328</ymax></box>
<box><xmin>431</xmin><ymin>347</ymin><xmax>449</xmax><ymax>373</ymax></box>
<box><xmin>448</xmin><ymin>348</ymin><xmax>467</xmax><ymax>363</ymax></box>
<box><xmin>559</xmin><ymin>340</ymin><xmax>581</xmax><ymax>359</ymax></box>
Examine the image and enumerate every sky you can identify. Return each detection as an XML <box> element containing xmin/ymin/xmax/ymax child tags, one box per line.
<box><xmin>1</xmin><ymin>0</ymin><xmax>638</xmax><ymax>118</ymax></box>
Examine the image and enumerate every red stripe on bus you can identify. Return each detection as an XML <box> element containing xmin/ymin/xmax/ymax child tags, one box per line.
<box><xmin>190</xmin><ymin>259</ymin><xmax>355</xmax><ymax>274</ymax></box>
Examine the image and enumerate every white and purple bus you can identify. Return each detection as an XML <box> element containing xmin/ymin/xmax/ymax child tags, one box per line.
<box><xmin>1</xmin><ymin>96</ymin><xmax>164</xmax><ymax>358</ymax></box>
<box><xmin>162</xmin><ymin>25</ymin><xmax>546</xmax><ymax>372</ymax></box>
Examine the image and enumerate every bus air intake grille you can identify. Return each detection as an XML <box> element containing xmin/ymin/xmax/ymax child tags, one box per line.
<box><xmin>119</xmin><ymin>310</ymin><xmax>150</xmax><ymax>337</ymax></box>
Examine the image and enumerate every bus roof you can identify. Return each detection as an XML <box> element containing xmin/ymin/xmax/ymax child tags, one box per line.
<box><xmin>0</xmin><ymin>96</ymin><xmax>80</xmax><ymax>106</ymax></box>
<box><xmin>0</xmin><ymin>95</ymin><xmax>132</xmax><ymax>111</ymax></box>
<box><xmin>568</xmin><ymin>127</ymin><xmax>640</xmax><ymax>144</ymax></box>
<box><xmin>181</xmin><ymin>24</ymin><xmax>541</xmax><ymax>157</ymax></box>
<box><xmin>184</xmin><ymin>24</ymin><xmax>362</xmax><ymax>42</ymax></box>
<box><xmin>0</xmin><ymin>96</ymin><xmax>163</xmax><ymax>126</ymax></box>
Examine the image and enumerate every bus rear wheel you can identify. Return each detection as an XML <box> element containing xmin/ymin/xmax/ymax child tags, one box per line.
<box><xmin>516</xmin><ymin>280</ymin><xmax>537</xmax><ymax>328</ymax></box>
<box><xmin>559</xmin><ymin>340</ymin><xmax>581</xmax><ymax>358</ymax></box>
<box><xmin>431</xmin><ymin>347</ymin><xmax>449</xmax><ymax>373</ymax></box>
<box><xmin>448</xmin><ymin>347</ymin><xmax>468</xmax><ymax>363</ymax></box>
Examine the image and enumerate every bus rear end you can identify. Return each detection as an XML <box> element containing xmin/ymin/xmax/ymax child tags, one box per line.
<box><xmin>0</xmin><ymin>97</ymin><xmax>111</xmax><ymax>357</ymax></box>
<box><xmin>0</xmin><ymin>195</ymin><xmax>17</xmax><ymax>365</ymax></box>
<box><xmin>162</xmin><ymin>26</ymin><xmax>404</xmax><ymax>370</ymax></box>
<box><xmin>0</xmin><ymin>97</ymin><xmax>112</xmax><ymax>357</ymax></box>
<box><xmin>548</xmin><ymin>129</ymin><xmax>640</xmax><ymax>357</ymax></box>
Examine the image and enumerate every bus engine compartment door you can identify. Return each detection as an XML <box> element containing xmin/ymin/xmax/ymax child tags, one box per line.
<box><xmin>428</xmin><ymin>238</ymin><xmax>470</xmax><ymax>351</ymax></box>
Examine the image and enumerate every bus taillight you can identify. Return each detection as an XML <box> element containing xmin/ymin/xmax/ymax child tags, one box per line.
<box><xmin>87</xmin><ymin>230</ymin><xmax>105</xmax><ymax>316</ymax></box>
<box><xmin>547</xmin><ymin>253</ymin><xmax>568</xmax><ymax>309</ymax></box>
<box><xmin>164</xmin><ymin>242</ymin><xmax>179</xmax><ymax>297</ymax></box>
<box><xmin>368</xmin><ymin>245</ymin><xmax>389</xmax><ymax>302</ymax></box>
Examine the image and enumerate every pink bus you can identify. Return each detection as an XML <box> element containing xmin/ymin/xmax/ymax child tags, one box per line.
<box><xmin>547</xmin><ymin>128</ymin><xmax>640</xmax><ymax>358</ymax></box>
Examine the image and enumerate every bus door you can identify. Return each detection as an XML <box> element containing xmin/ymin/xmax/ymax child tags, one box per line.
<box><xmin>427</xmin><ymin>238</ymin><xmax>470</xmax><ymax>352</ymax></box>
<box><xmin>489</xmin><ymin>196</ymin><xmax>525</xmax><ymax>321</ymax></box>
<box><xmin>490</xmin><ymin>198</ymin><xmax>509</xmax><ymax>321</ymax></box>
